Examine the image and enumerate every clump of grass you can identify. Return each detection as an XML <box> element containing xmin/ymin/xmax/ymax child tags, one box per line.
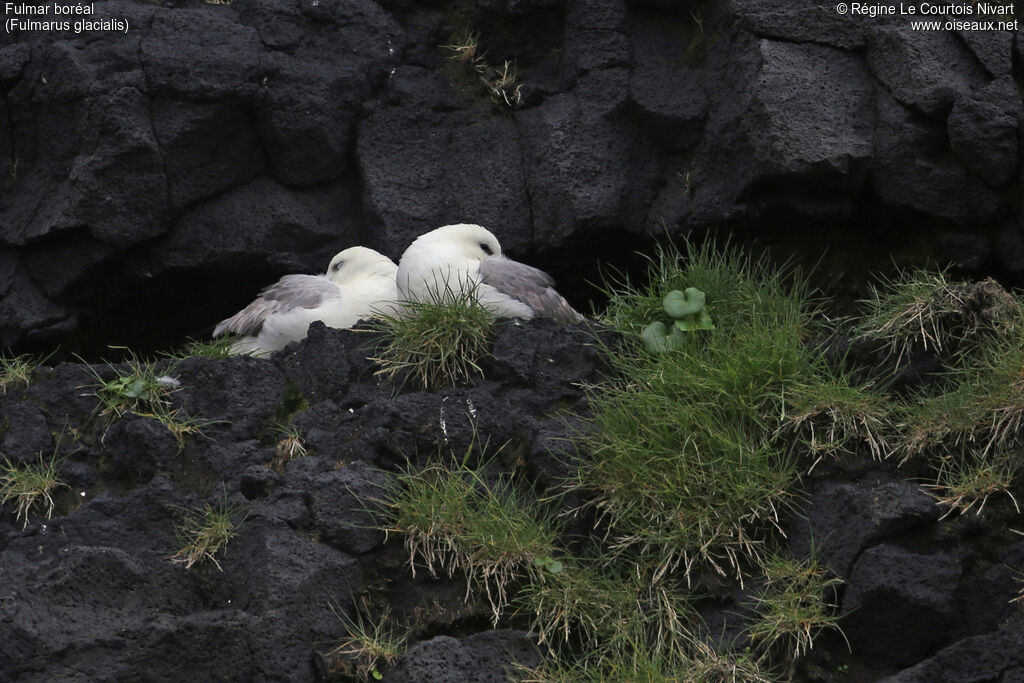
<box><xmin>441</xmin><ymin>30</ymin><xmax>523</xmax><ymax>108</ymax></box>
<box><xmin>782</xmin><ymin>363</ymin><xmax>892</xmax><ymax>468</ymax></box>
<box><xmin>895</xmin><ymin>328</ymin><xmax>1024</xmax><ymax>460</ymax></box>
<box><xmin>514</xmin><ymin>633</ymin><xmax>772</xmax><ymax>683</ymax></box>
<box><xmin>169</xmin><ymin>491</ymin><xmax>249</xmax><ymax>571</ymax></box>
<box><xmin>924</xmin><ymin>450</ymin><xmax>1020</xmax><ymax>519</ymax></box>
<box><xmin>328</xmin><ymin>600</ymin><xmax>406</xmax><ymax>682</ymax></box>
<box><xmin>440</xmin><ymin>30</ymin><xmax>483</xmax><ymax>66</ymax></box>
<box><xmin>519</xmin><ymin>560</ymin><xmax>696</xmax><ymax>667</ymax></box>
<box><xmin>577</xmin><ymin>240</ymin><xmax>820</xmax><ymax>584</ymax></box>
<box><xmin>83</xmin><ymin>348</ymin><xmax>177</xmax><ymax>420</ymax></box>
<box><xmin>1</xmin><ymin>351</ymin><xmax>48</xmax><ymax>394</ymax></box>
<box><xmin>371</xmin><ymin>281</ymin><xmax>495</xmax><ymax>391</ymax></box>
<box><xmin>0</xmin><ymin>452</ymin><xmax>68</xmax><ymax>528</ymax></box>
<box><xmin>857</xmin><ymin>270</ymin><xmax>1020</xmax><ymax>366</ymax></box>
<box><xmin>744</xmin><ymin>553</ymin><xmax>845</xmax><ymax>670</ymax></box>
<box><xmin>172</xmin><ymin>336</ymin><xmax>236</xmax><ymax>359</ymax></box>
<box><xmin>81</xmin><ymin>347</ymin><xmax>208</xmax><ymax>448</ymax></box>
<box><xmin>379</xmin><ymin>441</ymin><xmax>560</xmax><ymax>624</ymax></box>
<box><xmin>486</xmin><ymin>60</ymin><xmax>523</xmax><ymax>107</ymax></box>
<box><xmin>268</xmin><ymin>422</ymin><xmax>308</xmax><ymax>474</ymax></box>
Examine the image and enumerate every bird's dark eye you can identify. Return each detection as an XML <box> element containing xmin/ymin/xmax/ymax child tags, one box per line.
<box><xmin>480</xmin><ymin>242</ymin><xmax>494</xmax><ymax>256</ymax></box>
<box><xmin>333</xmin><ymin>261</ymin><xmax>344</xmax><ymax>271</ymax></box>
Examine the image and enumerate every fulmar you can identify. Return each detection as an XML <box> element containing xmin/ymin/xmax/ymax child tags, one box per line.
<box><xmin>213</xmin><ymin>247</ymin><xmax>398</xmax><ymax>356</ymax></box>
<box><xmin>395</xmin><ymin>223</ymin><xmax>583</xmax><ymax>323</ymax></box>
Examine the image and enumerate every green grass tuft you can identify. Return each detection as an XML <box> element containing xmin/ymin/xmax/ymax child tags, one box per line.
<box><xmin>169</xmin><ymin>490</ymin><xmax>249</xmax><ymax>571</ymax></box>
<box><xmin>171</xmin><ymin>336</ymin><xmax>237</xmax><ymax>359</ymax></box>
<box><xmin>744</xmin><ymin>553</ymin><xmax>845</xmax><ymax>667</ymax></box>
<box><xmin>0</xmin><ymin>452</ymin><xmax>68</xmax><ymax>529</ymax></box>
<box><xmin>857</xmin><ymin>270</ymin><xmax>1020</xmax><ymax>366</ymax></box>
<box><xmin>81</xmin><ymin>347</ymin><xmax>209</xmax><ymax>449</ymax></box>
<box><xmin>0</xmin><ymin>350</ymin><xmax>49</xmax><ymax>394</ymax></box>
<box><xmin>328</xmin><ymin>600</ymin><xmax>406</xmax><ymax>682</ymax></box>
<box><xmin>379</xmin><ymin>441</ymin><xmax>561</xmax><ymax>625</ymax></box>
<box><xmin>577</xmin><ymin>240</ymin><xmax>823</xmax><ymax>584</ymax></box>
<box><xmin>371</xmin><ymin>281</ymin><xmax>495</xmax><ymax>391</ymax></box>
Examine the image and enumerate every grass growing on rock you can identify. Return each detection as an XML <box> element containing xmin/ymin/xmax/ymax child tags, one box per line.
<box><xmin>268</xmin><ymin>422</ymin><xmax>309</xmax><ymax>474</ymax></box>
<box><xmin>371</xmin><ymin>281</ymin><xmax>495</xmax><ymax>391</ymax></box>
<box><xmin>743</xmin><ymin>553</ymin><xmax>845</xmax><ymax>670</ymax></box>
<box><xmin>0</xmin><ymin>350</ymin><xmax>48</xmax><ymax>394</ymax></box>
<box><xmin>379</xmin><ymin>440</ymin><xmax>561</xmax><ymax>625</ymax></box>
<box><xmin>376</xmin><ymin>244</ymin><xmax>1024</xmax><ymax>679</ymax></box>
<box><xmin>169</xmin><ymin>491</ymin><xmax>249</xmax><ymax>571</ymax></box>
<box><xmin>328</xmin><ymin>600</ymin><xmax>406</xmax><ymax>682</ymax></box>
<box><xmin>81</xmin><ymin>347</ymin><xmax>207</xmax><ymax>448</ymax></box>
<box><xmin>859</xmin><ymin>270</ymin><xmax>1024</xmax><ymax>515</ymax></box>
<box><xmin>577</xmin><ymin>241</ymin><xmax>845</xmax><ymax>584</ymax></box>
<box><xmin>0</xmin><ymin>452</ymin><xmax>68</xmax><ymax>528</ymax></box>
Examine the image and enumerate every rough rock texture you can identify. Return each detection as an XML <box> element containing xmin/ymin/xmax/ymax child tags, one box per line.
<box><xmin>0</xmin><ymin>320</ymin><xmax>605</xmax><ymax>681</ymax></box>
<box><xmin>2</xmin><ymin>0</ymin><xmax>1023</xmax><ymax>352</ymax></box>
<box><xmin>2</xmin><ymin>320</ymin><xmax>1023</xmax><ymax>681</ymax></box>
<box><xmin>3</xmin><ymin>0</ymin><xmax>1024</xmax><ymax>679</ymax></box>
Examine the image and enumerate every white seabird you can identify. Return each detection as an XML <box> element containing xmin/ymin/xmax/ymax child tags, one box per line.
<box><xmin>213</xmin><ymin>246</ymin><xmax>399</xmax><ymax>356</ymax></box>
<box><xmin>396</xmin><ymin>223</ymin><xmax>584</xmax><ymax>323</ymax></box>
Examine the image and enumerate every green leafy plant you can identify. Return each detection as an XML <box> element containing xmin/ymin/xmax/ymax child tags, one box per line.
<box><xmin>169</xmin><ymin>490</ymin><xmax>249</xmax><ymax>571</ymax></box>
<box><xmin>328</xmin><ymin>600</ymin><xmax>406</xmax><ymax>682</ymax></box>
<box><xmin>371</xmin><ymin>280</ymin><xmax>495</xmax><ymax>391</ymax></box>
<box><xmin>641</xmin><ymin>287</ymin><xmax>715</xmax><ymax>353</ymax></box>
<box><xmin>0</xmin><ymin>452</ymin><xmax>68</xmax><ymax>529</ymax></box>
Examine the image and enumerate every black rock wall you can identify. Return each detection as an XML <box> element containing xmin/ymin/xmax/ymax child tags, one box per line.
<box><xmin>1</xmin><ymin>0</ymin><xmax>1021</xmax><ymax>353</ymax></box>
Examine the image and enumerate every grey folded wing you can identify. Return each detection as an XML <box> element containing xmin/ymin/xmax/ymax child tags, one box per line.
<box><xmin>213</xmin><ymin>274</ymin><xmax>341</xmax><ymax>337</ymax></box>
<box><xmin>478</xmin><ymin>255</ymin><xmax>584</xmax><ymax>323</ymax></box>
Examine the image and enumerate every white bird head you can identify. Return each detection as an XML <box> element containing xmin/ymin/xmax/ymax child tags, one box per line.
<box><xmin>414</xmin><ymin>223</ymin><xmax>502</xmax><ymax>262</ymax></box>
<box><xmin>326</xmin><ymin>247</ymin><xmax>398</xmax><ymax>283</ymax></box>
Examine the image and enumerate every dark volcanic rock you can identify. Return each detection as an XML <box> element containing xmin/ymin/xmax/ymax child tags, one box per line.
<box><xmin>880</xmin><ymin>612</ymin><xmax>1024</xmax><ymax>683</ymax></box>
<box><xmin>866</xmin><ymin>26</ymin><xmax>987</xmax><ymax>116</ymax></box>
<box><xmin>306</xmin><ymin>460</ymin><xmax>389</xmax><ymax>554</ymax></box>
<box><xmin>356</xmin><ymin>66</ymin><xmax>533</xmax><ymax>258</ymax></box>
<box><xmin>843</xmin><ymin>544</ymin><xmax>964</xmax><ymax>667</ymax></box>
<box><xmin>2</xmin><ymin>0</ymin><xmax>1022</xmax><ymax>351</ymax></box>
<box><xmin>873</xmin><ymin>90</ymin><xmax>1002</xmax><ymax>225</ymax></box>
<box><xmin>174</xmin><ymin>355</ymin><xmax>289</xmax><ymax>440</ymax></box>
<box><xmin>388</xmin><ymin>629</ymin><xmax>541</xmax><ymax>682</ymax></box>
<box><xmin>786</xmin><ymin>479</ymin><xmax>940</xmax><ymax>576</ymax></box>
<box><xmin>947</xmin><ymin>76</ymin><xmax>1022</xmax><ymax>187</ymax></box>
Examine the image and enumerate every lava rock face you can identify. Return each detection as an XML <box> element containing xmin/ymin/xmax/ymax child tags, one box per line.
<box><xmin>2</xmin><ymin>0</ymin><xmax>1022</xmax><ymax>351</ymax></box>
<box><xmin>1</xmin><ymin>321</ymin><xmax>1023</xmax><ymax>681</ymax></box>
<box><xmin>0</xmin><ymin>320</ymin><xmax>605</xmax><ymax>681</ymax></box>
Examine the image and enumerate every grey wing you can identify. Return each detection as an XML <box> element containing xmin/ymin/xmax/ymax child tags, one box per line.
<box><xmin>213</xmin><ymin>274</ymin><xmax>341</xmax><ymax>337</ymax></box>
<box><xmin>478</xmin><ymin>255</ymin><xmax>584</xmax><ymax>324</ymax></box>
